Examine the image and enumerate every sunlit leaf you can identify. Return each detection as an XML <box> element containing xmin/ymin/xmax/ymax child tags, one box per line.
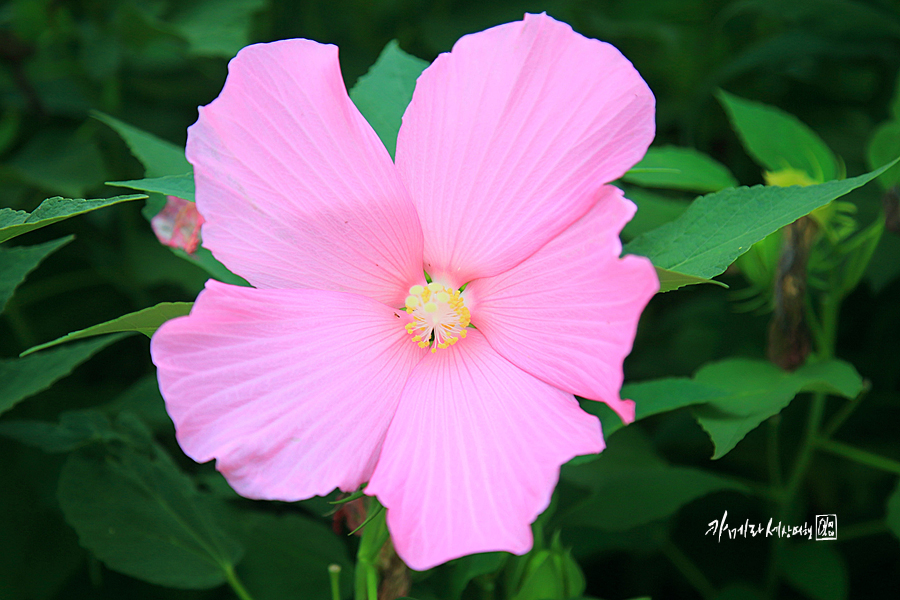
<box><xmin>717</xmin><ymin>90</ymin><xmax>839</xmax><ymax>181</ymax></box>
<box><xmin>0</xmin><ymin>195</ymin><xmax>146</xmax><ymax>243</ymax></box>
<box><xmin>21</xmin><ymin>302</ymin><xmax>193</xmax><ymax>356</ymax></box>
<box><xmin>620</xmin><ymin>187</ymin><xmax>689</xmax><ymax>241</ymax></box>
<box><xmin>655</xmin><ymin>266</ymin><xmax>726</xmax><ymax>293</ymax></box>
<box><xmin>108</xmin><ymin>174</ymin><xmax>195</xmax><ymax>202</ymax></box>
<box><xmin>623</xmin><ymin>146</ymin><xmax>738</xmax><ymax>193</ymax></box>
<box><xmin>624</xmin><ymin>162</ymin><xmax>894</xmax><ymax>280</ymax></box>
<box><xmin>0</xmin><ymin>236</ymin><xmax>71</xmax><ymax>312</ymax></box>
<box><xmin>350</xmin><ymin>40</ymin><xmax>428</xmax><ymax>158</ymax></box>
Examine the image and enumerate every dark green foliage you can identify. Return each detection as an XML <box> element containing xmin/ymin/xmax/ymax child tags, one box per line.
<box><xmin>2</xmin><ymin>1</ymin><xmax>900</xmax><ymax>599</ymax></box>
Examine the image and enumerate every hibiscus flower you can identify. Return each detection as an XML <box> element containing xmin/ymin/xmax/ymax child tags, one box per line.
<box><xmin>151</xmin><ymin>13</ymin><xmax>657</xmax><ymax>570</ymax></box>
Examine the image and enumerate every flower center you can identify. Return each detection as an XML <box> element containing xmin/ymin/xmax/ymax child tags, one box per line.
<box><xmin>404</xmin><ymin>283</ymin><xmax>470</xmax><ymax>353</ymax></box>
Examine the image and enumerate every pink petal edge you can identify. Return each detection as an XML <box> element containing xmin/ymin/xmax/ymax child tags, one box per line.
<box><xmin>396</xmin><ymin>12</ymin><xmax>655</xmax><ymax>288</ymax></box>
<box><xmin>151</xmin><ymin>280</ymin><xmax>426</xmax><ymax>500</ymax></box>
<box><xmin>465</xmin><ymin>186</ymin><xmax>658</xmax><ymax>424</ymax></box>
<box><xmin>367</xmin><ymin>331</ymin><xmax>603</xmax><ymax>570</ymax></box>
<box><xmin>188</xmin><ymin>39</ymin><xmax>424</xmax><ymax>307</ymax></box>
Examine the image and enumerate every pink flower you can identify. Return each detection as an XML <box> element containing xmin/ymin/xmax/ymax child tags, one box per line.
<box><xmin>150</xmin><ymin>195</ymin><xmax>205</xmax><ymax>253</ymax></box>
<box><xmin>151</xmin><ymin>13</ymin><xmax>657</xmax><ymax>570</ymax></box>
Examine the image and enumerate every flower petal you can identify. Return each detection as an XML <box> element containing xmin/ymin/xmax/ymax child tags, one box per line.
<box><xmin>465</xmin><ymin>186</ymin><xmax>658</xmax><ymax>423</ymax></box>
<box><xmin>396</xmin><ymin>13</ymin><xmax>655</xmax><ymax>287</ymax></box>
<box><xmin>366</xmin><ymin>331</ymin><xmax>603</xmax><ymax>570</ymax></box>
<box><xmin>188</xmin><ymin>39</ymin><xmax>424</xmax><ymax>306</ymax></box>
<box><xmin>150</xmin><ymin>280</ymin><xmax>426</xmax><ymax>500</ymax></box>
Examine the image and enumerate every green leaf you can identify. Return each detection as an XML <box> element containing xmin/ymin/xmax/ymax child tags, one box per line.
<box><xmin>866</xmin><ymin>120</ymin><xmax>900</xmax><ymax>189</ymax></box>
<box><xmin>835</xmin><ymin>217</ymin><xmax>884</xmax><ymax>297</ymax></box>
<box><xmin>560</xmin><ymin>428</ymin><xmax>747</xmax><ymax>531</ymax></box>
<box><xmin>624</xmin><ymin>162</ymin><xmax>895</xmax><ymax>280</ymax></box>
<box><xmin>0</xmin><ymin>335</ymin><xmax>123</xmax><ymax>417</ymax></box>
<box><xmin>0</xmin><ymin>195</ymin><xmax>146</xmax><ymax>244</ymax></box>
<box><xmin>227</xmin><ymin>511</ymin><xmax>354</xmax><ymax>600</ymax></box>
<box><xmin>623</xmin><ymin>146</ymin><xmax>738</xmax><ymax>193</ymax></box>
<box><xmin>350</xmin><ymin>41</ymin><xmax>428</xmax><ymax>159</ymax></box>
<box><xmin>93</xmin><ymin>112</ymin><xmax>192</xmax><ymax>178</ymax></box>
<box><xmin>655</xmin><ymin>266</ymin><xmax>727</xmax><ymax>293</ymax></box>
<box><xmin>692</xmin><ymin>359</ymin><xmax>864</xmax><ymax>459</ymax></box>
<box><xmin>780</xmin><ymin>544</ymin><xmax>848</xmax><ymax>600</ymax></box>
<box><xmin>0</xmin><ymin>236</ymin><xmax>71</xmax><ymax>312</ymax></box>
<box><xmin>57</xmin><ymin>445</ymin><xmax>243</xmax><ymax>589</ymax></box>
<box><xmin>21</xmin><ymin>302</ymin><xmax>193</xmax><ymax>356</ymax></box>
<box><xmin>439</xmin><ymin>553</ymin><xmax>508</xmax><ymax>600</ymax></box>
<box><xmin>0</xmin><ymin>409</ymin><xmax>119</xmax><ymax>453</ymax></box>
<box><xmin>620</xmin><ymin>187</ymin><xmax>689</xmax><ymax>241</ymax></box>
<box><xmin>173</xmin><ymin>246</ymin><xmax>250</xmax><ymax>286</ymax></box>
<box><xmin>109</xmin><ymin>174</ymin><xmax>195</xmax><ymax>201</ymax></box>
<box><xmin>169</xmin><ymin>0</ymin><xmax>266</xmax><ymax>58</ymax></box>
<box><xmin>717</xmin><ymin>90</ymin><xmax>838</xmax><ymax>182</ymax></box>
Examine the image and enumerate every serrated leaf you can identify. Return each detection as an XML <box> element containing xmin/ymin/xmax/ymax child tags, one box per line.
<box><xmin>0</xmin><ymin>195</ymin><xmax>146</xmax><ymax>244</ymax></box>
<box><xmin>93</xmin><ymin>111</ymin><xmax>192</xmax><ymax>178</ymax></box>
<box><xmin>623</xmin><ymin>146</ymin><xmax>738</xmax><ymax>193</ymax></box>
<box><xmin>109</xmin><ymin>174</ymin><xmax>195</xmax><ymax>201</ymax></box>
<box><xmin>692</xmin><ymin>359</ymin><xmax>863</xmax><ymax>459</ymax></box>
<box><xmin>780</xmin><ymin>544</ymin><xmax>848</xmax><ymax>600</ymax></box>
<box><xmin>620</xmin><ymin>187</ymin><xmax>689</xmax><ymax>241</ymax></box>
<box><xmin>0</xmin><ymin>335</ymin><xmax>124</xmax><ymax>417</ymax></box>
<box><xmin>350</xmin><ymin>40</ymin><xmax>428</xmax><ymax>158</ymax></box>
<box><xmin>21</xmin><ymin>302</ymin><xmax>193</xmax><ymax>356</ymax></box>
<box><xmin>717</xmin><ymin>90</ymin><xmax>838</xmax><ymax>182</ymax></box>
<box><xmin>57</xmin><ymin>445</ymin><xmax>243</xmax><ymax>589</ymax></box>
<box><xmin>0</xmin><ymin>236</ymin><xmax>71</xmax><ymax>312</ymax></box>
<box><xmin>624</xmin><ymin>162</ymin><xmax>894</xmax><ymax>280</ymax></box>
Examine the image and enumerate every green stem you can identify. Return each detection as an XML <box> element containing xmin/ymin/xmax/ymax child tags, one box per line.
<box><xmin>815</xmin><ymin>438</ymin><xmax>900</xmax><ymax>475</ymax></box>
<box><xmin>329</xmin><ymin>564</ymin><xmax>342</xmax><ymax>600</ymax></box>
<box><xmin>366</xmin><ymin>567</ymin><xmax>379</xmax><ymax>600</ymax></box>
<box><xmin>782</xmin><ymin>392</ymin><xmax>826</xmax><ymax>507</ymax></box>
<box><xmin>820</xmin><ymin>383</ymin><xmax>869</xmax><ymax>439</ymax></box>
<box><xmin>662</xmin><ymin>540</ymin><xmax>717</xmax><ymax>600</ymax></box>
<box><xmin>767</xmin><ymin>416</ymin><xmax>783</xmax><ymax>495</ymax></box>
<box><xmin>224</xmin><ymin>564</ymin><xmax>255</xmax><ymax>600</ymax></box>
<box><xmin>354</xmin><ymin>497</ymin><xmax>389</xmax><ymax>600</ymax></box>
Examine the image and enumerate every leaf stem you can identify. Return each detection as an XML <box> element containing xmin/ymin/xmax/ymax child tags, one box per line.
<box><xmin>329</xmin><ymin>564</ymin><xmax>342</xmax><ymax>600</ymax></box>
<box><xmin>815</xmin><ymin>438</ymin><xmax>900</xmax><ymax>475</ymax></box>
<box><xmin>224</xmin><ymin>564</ymin><xmax>255</xmax><ymax>600</ymax></box>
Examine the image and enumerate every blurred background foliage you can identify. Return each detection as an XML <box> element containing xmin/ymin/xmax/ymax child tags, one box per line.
<box><xmin>2</xmin><ymin>0</ymin><xmax>900</xmax><ymax>599</ymax></box>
